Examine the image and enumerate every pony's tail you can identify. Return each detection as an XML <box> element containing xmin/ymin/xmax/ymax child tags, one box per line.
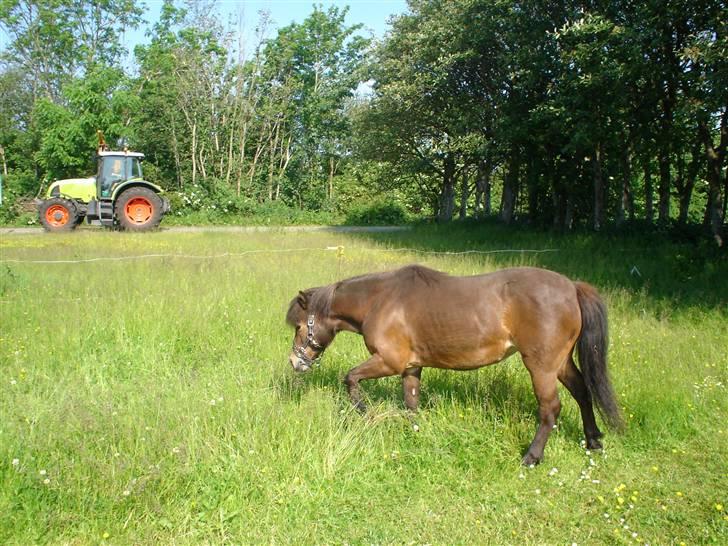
<box><xmin>575</xmin><ymin>282</ymin><xmax>624</xmax><ymax>431</ymax></box>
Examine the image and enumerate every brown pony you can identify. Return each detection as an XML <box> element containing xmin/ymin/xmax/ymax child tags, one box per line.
<box><xmin>286</xmin><ymin>265</ymin><xmax>623</xmax><ymax>465</ymax></box>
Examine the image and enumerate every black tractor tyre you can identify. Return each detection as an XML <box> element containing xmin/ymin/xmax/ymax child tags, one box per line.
<box><xmin>115</xmin><ymin>187</ymin><xmax>164</xmax><ymax>232</ymax></box>
<box><xmin>38</xmin><ymin>198</ymin><xmax>80</xmax><ymax>232</ymax></box>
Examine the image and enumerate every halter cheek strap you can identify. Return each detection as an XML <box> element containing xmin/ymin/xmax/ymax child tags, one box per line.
<box><xmin>292</xmin><ymin>314</ymin><xmax>325</xmax><ymax>366</ymax></box>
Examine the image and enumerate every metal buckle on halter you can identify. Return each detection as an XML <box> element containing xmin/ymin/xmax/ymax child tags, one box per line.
<box><xmin>307</xmin><ymin>314</ymin><xmax>324</xmax><ymax>350</ymax></box>
<box><xmin>293</xmin><ymin>314</ymin><xmax>324</xmax><ymax>367</ymax></box>
<box><xmin>307</xmin><ymin>315</ymin><xmax>316</xmax><ymax>340</ymax></box>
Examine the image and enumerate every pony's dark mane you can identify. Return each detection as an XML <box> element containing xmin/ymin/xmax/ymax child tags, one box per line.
<box><xmin>286</xmin><ymin>283</ymin><xmax>339</xmax><ymax>325</ymax></box>
<box><xmin>286</xmin><ymin>265</ymin><xmax>447</xmax><ymax>325</ymax></box>
<box><xmin>340</xmin><ymin>264</ymin><xmax>447</xmax><ymax>287</ymax></box>
<box><xmin>308</xmin><ymin>283</ymin><xmax>338</xmax><ymax>319</ymax></box>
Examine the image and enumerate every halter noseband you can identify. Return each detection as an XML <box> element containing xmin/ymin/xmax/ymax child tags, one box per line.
<box><xmin>292</xmin><ymin>314</ymin><xmax>325</xmax><ymax>367</ymax></box>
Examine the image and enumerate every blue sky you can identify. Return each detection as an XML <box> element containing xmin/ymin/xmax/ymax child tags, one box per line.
<box><xmin>123</xmin><ymin>0</ymin><xmax>409</xmax><ymax>53</ymax></box>
<box><xmin>2</xmin><ymin>1</ymin><xmax>410</xmax><ymax>59</ymax></box>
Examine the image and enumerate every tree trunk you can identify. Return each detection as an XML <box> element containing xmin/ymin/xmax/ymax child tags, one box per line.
<box><xmin>437</xmin><ymin>154</ymin><xmax>456</xmax><ymax>223</ymax></box>
<box><xmin>500</xmin><ymin>148</ymin><xmax>520</xmax><ymax>224</ymax></box>
<box><xmin>657</xmin><ymin>144</ymin><xmax>671</xmax><ymax>224</ymax></box>
<box><xmin>170</xmin><ymin>122</ymin><xmax>182</xmax><ymax>189</ymax></box>
<box><xmin>527</xmin><ymin>155</ymin><xmax>540</xmax><ymax>224</ymax></box>
<box><xmin>474</xmin><ymin>160</ymin><xmax>492</xmax><ymax>217</ymax></box>
<box><xmin>698</xmin><ymin>110</ymin><xmax>727</xmax><ymax>246</ymax></box>
<box><xmin>275</xmin><ymin>134</ymin><xmax>293</xmax><ymax>201</ymax></box>
<box><xmin>198</xmin><ymin>147</ymin><xmax>207</xmax><ymax>180</ymax></box>
<box><xmin>644</xmin><ymin>155</ymin><xmax>653</xmax><ymax>224</ymax></box>
<box><xmin>564</xmin><ymin>194</ymin><xmax>574</xmax><ymax>230</ymax></box>
<box><xmin>191</xmin><ymin>121</ymin><xmax>197</xmax><ymax>187</ymax></box>
<box><xmin>657</xmin><ymin>29</ymin><xmax>677</xmax><ymax>226</ymax></box>
<box><xmin>616</xmin><ymin>147</ymin><xmax>632</xmax><ymax>227</ymax></box>
<box><xmin>459</xmin><ymin>167</ymin><xmax>471</xmax><ymax>220</ymax></box>
<box><xmin>328</xmin><ymin>157</ymin><xmax>337</xmax><ymax>200</ymax></box>
<box><xmin>677</xmin><ymin>141</ymin><xmax>701</xmax><ymax>225</ymax></box>
<box><xmin>591</xmin><ymin>143</ymin><xmax>605</xmax><ymax>231</ymax></box>
<box><xmin>657</xmin><ymin>98</ymin><xmax>674</xmax><ymax>225</ymax></box>
<box><xmin>267</xmin><ymin>121</ymin><xmax>281</xmax><ymax>201</ymax></box>
<box><xmin>721</xmin><ymin>168</ymin><xmax>728</xmax><ymax>224</ymax></box>
<box><xmin>550</xmin><ymin>158</ymin><xmax>567</xmax><ymax>229</ymax></box>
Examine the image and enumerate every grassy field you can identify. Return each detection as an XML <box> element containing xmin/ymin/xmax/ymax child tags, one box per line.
<box><xmin>1</xmin><ymin>224</ymin><xmax>726</xmax><ymax>545</ymax></box>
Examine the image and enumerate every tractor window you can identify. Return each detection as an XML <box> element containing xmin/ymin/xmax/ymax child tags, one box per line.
<box><xmin>126</xmin><ymin>157</ymin><xmax>143</xmax><ymax>180</ymax></box>
<box><xmin>98</xmin><ymin>157</ymin><xmax>125</xmax><ymax>197</ymax></box>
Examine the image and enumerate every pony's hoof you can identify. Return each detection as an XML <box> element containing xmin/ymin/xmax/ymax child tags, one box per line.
<box><xmin>521</xmin><ymin>453</ymin><xmax>542</xmax><ymax>466</ymax></box>
<box><xmin>586</xmin><ymin>438</ymin><xmax>603</xmax><ymax>450</ymax></box>
<box><xmin>353</xmin><ymin>401</ymin><xmax>367</xmax><ymax>414</ymax></box>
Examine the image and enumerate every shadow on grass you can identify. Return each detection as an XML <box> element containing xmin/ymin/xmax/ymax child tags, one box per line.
<box><xmin>341</xmin><ymin>219</ymin><xmax>728</xmax><ymax>313</ymax></box>
<box><xmin>271</xmin><ymin>355</ymin><xmax>590</xmax><ymax>444</ymax></box>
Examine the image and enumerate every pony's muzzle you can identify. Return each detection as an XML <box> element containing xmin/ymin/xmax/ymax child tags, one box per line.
<box><xmin>289</xmin><ymin>354</ymin><xmax>312</xmax><ymax>373</ymax></box>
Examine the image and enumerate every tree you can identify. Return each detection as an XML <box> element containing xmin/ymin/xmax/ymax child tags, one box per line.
<box><xmin>259</xmin><ymin>5</ymin><xmax>370</xmax><ymax>207</ymax></box>
<box><xmin>34</xmin><ymin>65</ymin><xmax>140</xmax><ymax>180</ymax></box>
<box><xmin>0</xmin><ymin>0</ymin><xmax>144</xmax><ymax>187</ymax></box>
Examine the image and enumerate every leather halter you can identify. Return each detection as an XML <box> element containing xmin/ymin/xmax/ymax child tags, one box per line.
<box><xmin>292</xmin><ymin>314</ymin><xmax>325</xmax><ymax>367</ymax></box>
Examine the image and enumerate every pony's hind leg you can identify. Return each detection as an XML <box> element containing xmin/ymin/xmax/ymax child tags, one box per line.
<box><xmin>402</xmin><ymin>367</ymin><xmax>422</xmax><ymax>411</ymax></box>
<box><xmin>558</xmin><ymin>354</ymin><xmax>603</xmax><ymax>449</ymax></box>
<box><xmin>344</xmin><ymin>354</ymin><xmax>397</xmax><ymax>413</ymax></box>
<box><xmin>522</xmin><ymin>365</ymin><xmax>561</xmax><ymax>466</ymax></box>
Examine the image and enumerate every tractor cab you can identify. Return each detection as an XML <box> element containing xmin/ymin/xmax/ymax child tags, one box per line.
<box><xmin>97</xmin><ymin>151</ymin><xmax>144</xmax><ymax>198</ymax></box>
<box><xmin>36</xmin><ymin>130</ymin><xmax>170</xmax><ymax>232</ymax></box>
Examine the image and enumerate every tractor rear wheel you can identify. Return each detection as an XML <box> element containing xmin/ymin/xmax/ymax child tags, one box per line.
<box><xmin>115</xmin><ymin>187</ymin><xmax>163</xmax><ymax>231</ymax></box>
<box><xmin>39</xmin><ymin>198</ymin><xmax>80</xmax><ymax>232</ymax></box>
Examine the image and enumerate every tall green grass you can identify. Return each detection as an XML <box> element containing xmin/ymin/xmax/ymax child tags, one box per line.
<box><xmin>1</xmin><ymin>226</ymin><xmax>726</xmax><ymax>544</ymax></box>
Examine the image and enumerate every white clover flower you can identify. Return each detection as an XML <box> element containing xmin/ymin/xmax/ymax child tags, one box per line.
<box><xmin>12</xmin><ymin>458</ymin><xmax>19</xmax><ymax>466</ymax></box>
<box><xmin>39</xmin><ymin>469</ymin><xmax>47</xmax><ymax>476</ymax></box>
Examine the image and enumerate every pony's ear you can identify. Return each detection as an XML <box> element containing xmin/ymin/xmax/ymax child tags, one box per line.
<box><xmin>297</xmin><ymin>290</ymin><xmax>308</xmax><ymax>310</ymax></box>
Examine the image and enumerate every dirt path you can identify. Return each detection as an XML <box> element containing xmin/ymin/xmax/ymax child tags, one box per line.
<box><xmin>0</xmin><ymin>225</ymin><xmax>411</xmax><ymax>235</ymax></box>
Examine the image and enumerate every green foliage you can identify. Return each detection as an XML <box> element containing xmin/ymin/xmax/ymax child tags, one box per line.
<box><xmin>344</xmin><ymin>199</ymin><xmax>409</xmax><ymax>225</ymax></box>
<box><xmin>163</xmin><ymin>184</ymin><xmax>344</xmax><ymax>225</ymax></box>
<box><xmin>33</xmin><ymin>66</ymin><xmax>140</xmax><ymax>180</ymax></box>
<box><xmin>1</xmin><ymin>0</ymin><xmax>725</xmax><ymax>239</ymax></box>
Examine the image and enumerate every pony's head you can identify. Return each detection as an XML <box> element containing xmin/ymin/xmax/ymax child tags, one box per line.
<box><xmin>286</xmin><ymin>287</ymin><xmax>336</xmax><ymax>372</ymax></box>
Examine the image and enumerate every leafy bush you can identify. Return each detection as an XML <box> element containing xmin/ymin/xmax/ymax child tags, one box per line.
<box><xmin>164</xmin><ymin>187</ymin><xmax>344</xmax><ymax>226</ymax></box>
<box><xmin>0</xmin><ymin>172</ymin><xmax>39</xmax><ymax>225</ymax></box>
<box><xmin>344</xmin><ymin>200</ymin><xmax>410</xmax><ymax>225</ymax></box>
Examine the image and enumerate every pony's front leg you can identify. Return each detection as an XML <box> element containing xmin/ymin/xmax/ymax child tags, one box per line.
<box><xmin>402</xmin><ymin>367</ymin><xmax>422</xmax><ymax>411</ymax></box>
<box><xmin>344</xmin><ymin>354</ymin><xmax>397</xmax><ymax>412</ymax></box>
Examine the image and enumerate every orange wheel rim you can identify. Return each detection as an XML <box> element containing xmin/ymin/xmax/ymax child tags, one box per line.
<box><xmin>125</xmin><ymin>197</ymin><xmax>154</xmax><ymax>224</ymax></box>
<box><xmin>45</xmin><ymin>204</ymin><xmax>70</xmax><ymax>227</ymax></box>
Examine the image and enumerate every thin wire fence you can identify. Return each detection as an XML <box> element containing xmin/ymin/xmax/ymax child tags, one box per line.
<box><xmin>0</xmin><ymin>246</ymin><xmax>559</xmax><ymax>265</ymax></box>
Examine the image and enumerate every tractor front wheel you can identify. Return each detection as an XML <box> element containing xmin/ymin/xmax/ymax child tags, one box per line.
<box><xmin>39</xmin><ymin>198</ymin><xmax>80</xmax><ymax>232</ymax></box>
<box><xmin>115</xmin><ymin>187</ymin><xmax>163</xmax><ymax>231</ymax></box>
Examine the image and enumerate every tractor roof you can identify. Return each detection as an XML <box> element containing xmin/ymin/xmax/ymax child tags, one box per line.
<box><xmin>98</xmin><ymin>150</ymin><xmax>144</xmax><ymax>158</ymax></box>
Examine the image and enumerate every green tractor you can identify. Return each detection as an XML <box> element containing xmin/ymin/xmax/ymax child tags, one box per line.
<box><xmin>36</xmin><ymin>132</ymin><xmax>170</xmax><ymax>232</ymax></box>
